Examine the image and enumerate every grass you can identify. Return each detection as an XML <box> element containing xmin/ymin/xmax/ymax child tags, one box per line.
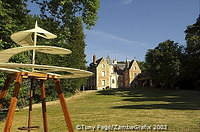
<box><xmin>0</xmin><ymin>87</ymin><xmax>200</xmax><ymax>132</ymax></box>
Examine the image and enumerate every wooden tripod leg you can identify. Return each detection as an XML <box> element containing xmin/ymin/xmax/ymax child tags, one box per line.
<box><xmin>0</xmin><ymin>75</ymin><xmax>14</xmax><ymax>109</ymax></box>
<box><xmin>4</xmin><ymin>72</ymin><xmax>22</xmax><ymax>132</ymax></box>
<box><xmin>27</xmin><ymin>78</ymin><xmax>34</xmax><ymax>132</ymax></box>
<box><xmin>54</xmin><ymin>79</ymin><xmax>74</xmax><ymax>132</ymax></box>
<box><xmin>40</xmin><ymin>80</ymin><xmax>48</xmax><ymax>132</ymax></box>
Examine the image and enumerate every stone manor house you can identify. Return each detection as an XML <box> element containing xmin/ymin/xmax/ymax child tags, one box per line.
<box><xmin>87</xmin><ymin>55</ymin><xmax>141</xmax><ymax>90</ymax></box>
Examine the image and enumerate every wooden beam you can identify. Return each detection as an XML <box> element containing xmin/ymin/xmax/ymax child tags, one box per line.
<box><xmin>20</xmin><ymin>72</ymin><xmax>58</xmax><ymax>79</ymax></box>
<box><xmin>40</xmin><ymin>80</ymin><xmax>48</xmax><ymax>132</ymax></box>
<box><xmin>0</xmin><ymin>75</ymin><xmax>14</xmax><ymax>109</ymax></box>
<box><xmin>21</xmin><ymin>72</ymin><xmax>48</xmax><ymax>78</ymax></box>
<box><xmin>4</xmin><ymin>72</ymin><xmax>22</xmax><ymax>132</ymax></box>
<box><xmin>54</xmin><ymin>79</ymin><xmax>74</xmax><ymax>132</ymax></box>
<box><xmin>27</xmin><ymin>78</ymin><xmax>34</xmax><ymax>132</ymax></box>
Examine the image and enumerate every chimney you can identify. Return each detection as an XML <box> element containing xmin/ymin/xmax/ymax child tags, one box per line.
<box><xmin>125</xmin><ymin>58</ymin><xmax>129</xmax><ymax>69</ymax></box>
<box><xmin>93</xmin><ymin>55</ymin><xmax>96</xmax><ymax>64</ymax></box>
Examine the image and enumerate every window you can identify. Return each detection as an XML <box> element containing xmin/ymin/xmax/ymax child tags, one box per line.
<box><xmin>102</xmin><ymin>64</ymin><xmax>105</xmax><ymax>68</ymax></box>
<box><xmin>111</xmin><ymin>67</ymin><xmax>114</xmax><ymax>73</ymax></box>
<box><xmin>102</xmin><ymin>71</ymin><xmax>105</xmax><ymax>76</ymax></box>
<box><xmin>112</xmin><ymin>79</ymin><xmax>115</xmax><ymax>84</ymax></box>
<box><xmin>102</xmin><ymin>80</ymin><xmax>106</xmax><ymax>86</ymax></box>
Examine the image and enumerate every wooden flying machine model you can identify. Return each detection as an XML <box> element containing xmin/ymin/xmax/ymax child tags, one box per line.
<box><xmin>0</xmin><ymin>22</ymin><xmax>92</xmax><ymax>132</ymax></box>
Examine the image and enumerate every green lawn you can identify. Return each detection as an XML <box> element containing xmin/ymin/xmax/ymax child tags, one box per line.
<box><xmin>0</xmin><ymin>87</ymin><xmax>200</xmax><ymax>132</ymax></box>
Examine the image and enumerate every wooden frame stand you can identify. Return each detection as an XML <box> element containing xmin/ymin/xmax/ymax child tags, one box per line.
<box><xmin>0</xmin><ymin>72</ymin><xmax>74</xmax><ymax>132</ymax></box>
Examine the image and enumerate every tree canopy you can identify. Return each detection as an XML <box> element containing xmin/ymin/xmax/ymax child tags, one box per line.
<box><xmin>144</xmin><ymin>16</ymin><xmax>200</xmax><ymax>90</ymax></box>
<box><xmin>0</xmin><ymin>0</ymin><xmax>100</xmax><ymax>108</ymax></box>
<box><xmin>145</xmin><ymin>40</ymin><xmax>182</xmax><ymax>89</ymax></box>
<box><xmin>180</xmin><ymin>16</ymin><xmax>200</xmax><ymax>89</ymax></box>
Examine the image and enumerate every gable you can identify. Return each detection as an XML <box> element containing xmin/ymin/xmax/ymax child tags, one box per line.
<box><xmin>96</xmin><ymin>58</ymin><xmax>108</xmax><ymax>68</ymax></box>
<box><xmin>129</xmin><ymin>61</ymin><xmax>141</xmax><ymax>72</ymax></box>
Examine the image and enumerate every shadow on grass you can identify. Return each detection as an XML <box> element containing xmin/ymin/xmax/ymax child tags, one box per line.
<box><xmin>97</xmin><ymin>88</ymin><xmax>200</xmax><ymax>110</ymax></box>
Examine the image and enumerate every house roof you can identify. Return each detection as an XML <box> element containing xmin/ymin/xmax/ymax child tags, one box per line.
<box><xmin>114</xmin><ymin>60</ymin><xmax>135</xmax><ymax>70</ymax></box>
<box><xmin>115</xmin><ymin>63</ymin><xmax>126</xmax><ymax>70</ymax></box>
<box><xmin>88</xmin><ymin>57</ymin><xmax>138</xmax><ymax>72</ymax></box>
<box><xmin>128</xmin><ymin>60</ymin><xmax>135</xmax><ymax>69</ymax></box>
<box><xmin>96</xmin><ymin>57</ymin><xmax>103</xmax><ymax>65</ymax></box>
<box><xmin>89</xmin><ymin>57</ymin><xmax>103</xmax><ymax>68</ymax></box>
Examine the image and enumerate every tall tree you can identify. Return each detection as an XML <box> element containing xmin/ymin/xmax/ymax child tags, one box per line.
<box><xmin>185</xmin><ymin>16</ymin><xmax>200</xmax><ymax>54</ymax></box>
<box><xmin>0</xmin><ymin>0</ymin><xmax>29</xmax><ymax>48</ymax></box>
<box><xmin>137</xmin><ymin>61</ymin><xmax>147</xmax><ymax>72</ymax></box>
<box><xmin>181</xmin><ymin>16</ymin><xmax>200</xmax><ymax>89</ymax></box>
<box><xmin>0</xmin><ymin>0</ymin><xmax>32</xmax><ymax>108</ymax></box>
<box><xmin>37</xmin><ymin>0</ymin><xmax>100</xmax><ymax>29</ymax></box>
<box><xmin>32</xmin><ymin>0</ymin><xmax>100</xmax><ymax>92</ymax></box>
<box><xmin>0</xmin><ymin>0</ymin><xmax>100</xmax><ymax>108</ymax></box>
<box><xmin>145</xmin><ymin>40</ymin><xmax>182</xmax><ymax>89</ymax></box>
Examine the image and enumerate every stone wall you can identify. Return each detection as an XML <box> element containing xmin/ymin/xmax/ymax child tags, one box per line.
<box><xmin>96</xmin><ymin>59</ymin><xmax>111</xmax><ymax>89</ymax></box>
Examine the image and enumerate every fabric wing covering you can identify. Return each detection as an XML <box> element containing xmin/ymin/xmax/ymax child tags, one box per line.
<box><xmin>11</xmin><ymin>26</ymin><xmax>57</xmax><ymax>46</ymax></box>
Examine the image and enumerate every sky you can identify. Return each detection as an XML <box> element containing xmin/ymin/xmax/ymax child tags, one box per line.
<box><xmin>27</xmin><ymin>0</ymin><xmax>200</xmax><ymax>63</ymax></box>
